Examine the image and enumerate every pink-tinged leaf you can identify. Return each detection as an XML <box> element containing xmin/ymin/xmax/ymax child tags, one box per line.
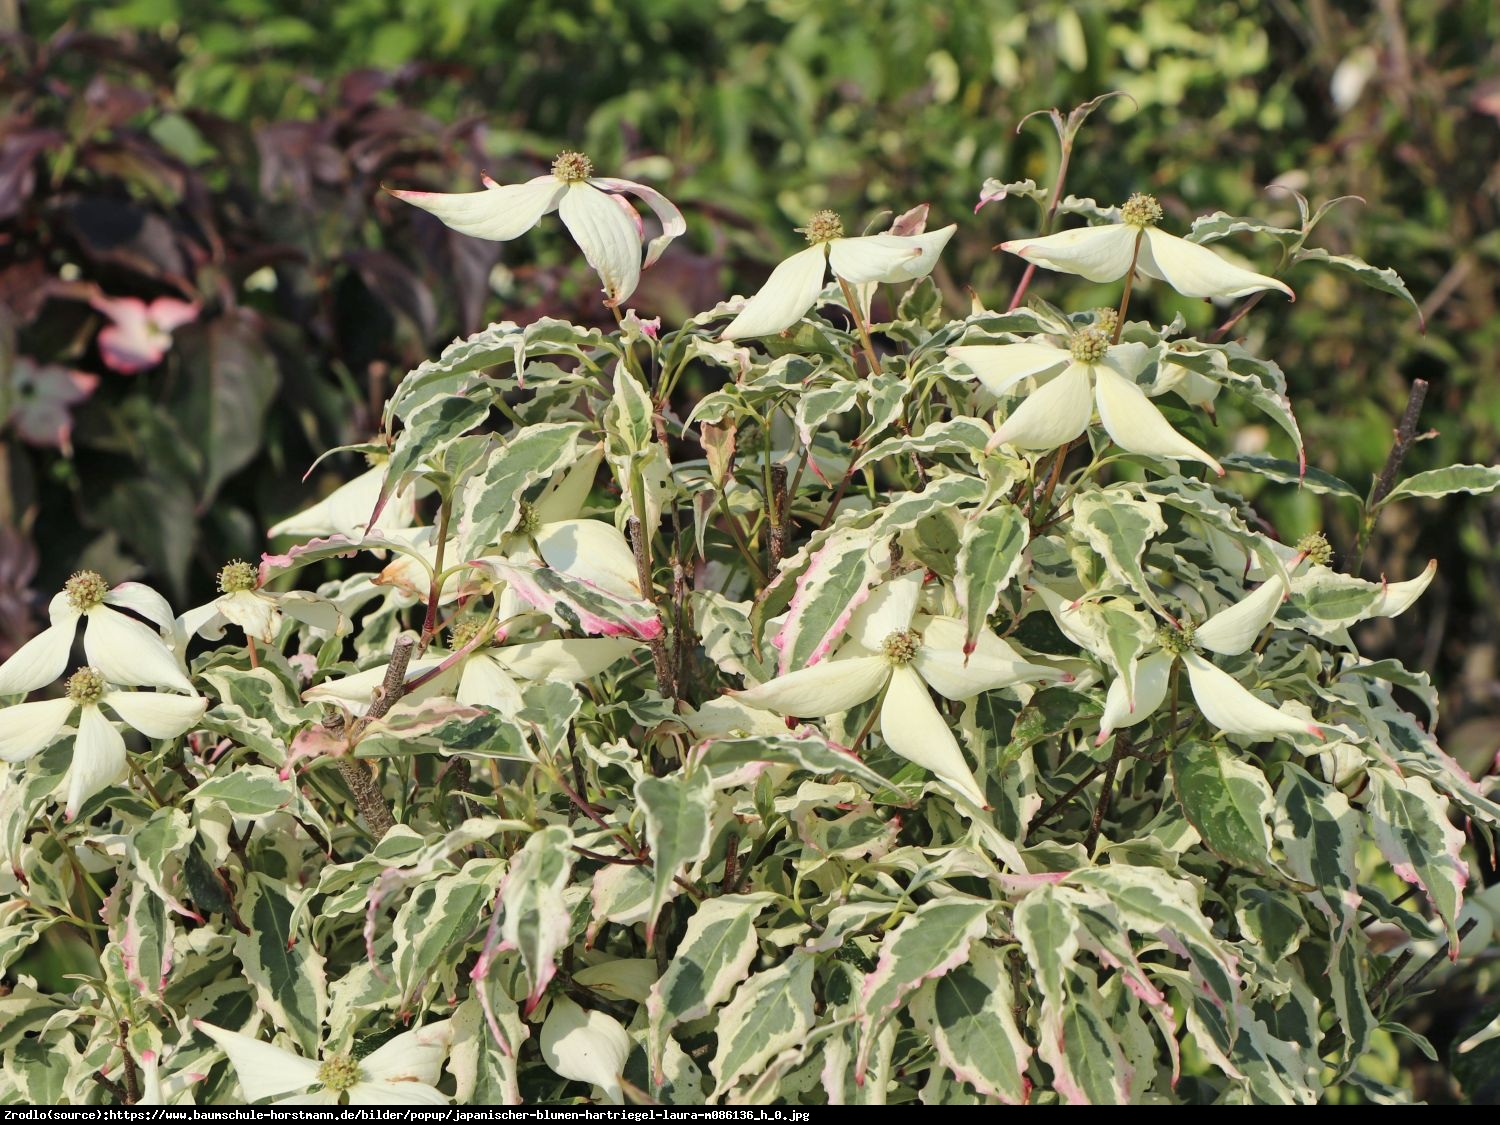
<box><xmin>887</xmin><ymin>203</ymin><xmax>930</xmax><ymax>236</ymax></box>
<box><xmin>472</xmin><ymin>558</ymin><xmax>662</xmax><ymax>641</ymax></box>
<box><xmin>491</xmin><ymin>825</ymin><xmax>574</xmax><ymax>1014</ymax></box>
<box><xmin>281</xmin><ymin>723</ymin><xmax>350</xmax><ymax>778</ymax></box>
<box><xmin>856</xmin><ymin>899</ymin><xmax>991</xmax><ymax>1081</ymax></box>
<box><xmin>1368</xmin><ymin>768</ymin><xmax>1469</xmax><ymax>949</ymax></box>
<box><xmin>772</xmin><ymin>531</ymin><xmax>886</xmax><ymax>675</ymax></box>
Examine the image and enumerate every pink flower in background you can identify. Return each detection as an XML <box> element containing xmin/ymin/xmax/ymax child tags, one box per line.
<box><xmin>6</xmin><ymin>357</ymin><xmax>99</xmax><ymax>454</ymax></box>
<box><xmin>90</xmin><ymin>294</ymin><xmax>199</xmax><ymax>374</ymax></box>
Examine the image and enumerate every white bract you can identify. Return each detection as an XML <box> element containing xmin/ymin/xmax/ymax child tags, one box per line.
<box><xmin>177</xmin><ymin>561</ymin><xmax>348</xmax><ymax>646</ymax></box>
<box><xmin>720</xmin><ymin>210</ymin><xmax>956</xmax><ymax>340</ymax></box>
<box><xmin>1000</xmin><ymin>193</ymin><xmax>1294</xmax><ymax>301</ymax></box>
<box><xmin>734</xmin><ymin>570</ymin><xmax>1058</xmax><ymax>805</ymax></box>
<box><xmin>1093</xmin><ymin>575</ymin><xmax>1324</xmax><ymax>745</ymax></box>
<box><xmin>951</xmin><ymin>319</ymin><xmax>1223</xmax><ymax>473</ymax></box>
<box><xmin>540</xmin><ymin>996</ymin><xmax>631</xmax><ymax>1105</ymax></box>
<box><xmin>389</xmin><ymin>151</ymin><xmax>685</xmax><ymax>307</ymax></box>
<box><xmin>0</xmin><ymin>666</ymin><xmax>207</xmax><ymax>818</ymax></box>
<box><xmin>304</xmin><ymin>625</ymin><xmax>638</xmax><ymax>718</ymax></box>
<box><xmin>0</xmin><ymin>571</ymin><xmax>191</xmax><ymax>695</ymax></box>
<box><xmin>267</xmin><ymin>462</ymin><xmax>419</xmax><ymax>541</ymax></box>
<box><xmin>193</xmin><ymin>1021</ymin><xmax>451</xmax><ymax>1106</ymax></box>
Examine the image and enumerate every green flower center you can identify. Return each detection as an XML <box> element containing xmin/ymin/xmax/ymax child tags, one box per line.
<box><xmin>65</xmin><ymin>570</ymin><xmax>108</xmax><ymax>612</ymax></box>
<box><xmin>217</xmin><ymin>560</ymin><xmax>258</xmax><ymax>594</ymax></box>
<box><xmin>1120</xmin><ymin>192</ymin><xmax>1163</xmax><ymax>229</ymax></box>
<box><xmin>799</xmin><ymin>210</ymin><xmax>845</xmax><ymax>245</ymax></box>
<box><xmin>881</xmin><ymin>629</ymin><xmax>921</xmax><ymax>666</ymax></box>
<box><xmin>1157</xmin><ymin>623</ymin><xmax>1198</xmax><ymax>656</ymax></box>
<box><xmin>66</xmin><ymin>666</ymin><xmax>106</xmax><ymax>706</ymax></box>
<box><xmin>1296</xmin><ymin>532</ymin><xmax>1333</xmax><ymax>567</ymax></box>
<box><xmin>316</xmin><ymin>1053</ymin><xmax>362</xmax><ymax>1093</ymax></box>
<box><xmin>449</xmin><ymin>617</ymin><xmax>487</xmax><ymax>651</ymax></box>
<box><xmin>516</xmin><ymin>501</ymin><xmax>543</xmax><ymax>538</ymax></box>
<box><xmin>1069</xmin><ymin>326</ymin><xmax>1111</xmax><ymax>365</ymax></box>
<box><xmin>552</xmin><ymin>151</ymin><xmax>594</xmax><ymax>183</ymax></box>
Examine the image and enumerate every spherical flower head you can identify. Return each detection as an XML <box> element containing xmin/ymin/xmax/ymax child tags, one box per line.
<box><xmin>798</xmin><ymin>210</ymin><xmax>845</xmax><ymax>245</ymax></box>
<box><xmin>551</xmin><ymin>151</ymin><xmax>594</xmax><ymax>184</ymax></box>
<box><xmin>1296</xmin><ymin>532</ymin><xmax>1334</xmax><ymax>567</ymax></box>
<box><xmin>449</xmin><ymin>617</ymin><xmax>487</xmax><ymax>651</ymax></box>
<box><xmin>1120</xmin><ymin>193</ymin><xmax>1164</xmax><ymax>229</ymax></box>
<box><xmin>881</xmin><ymin>629</ymin><xmax>921</xmax><ymax>666</ymax></box>
<box><xmin>316</xmin><ymin>1054</ymin><xmax>361</xmax><ymax>1094</ymax></box>
<box><xmin>1158</xmin><ymin>622</ymin><xmax>1198</xmax><ymax>656</ymax></box>
<box><xmin>66</xmin><ymin>666</ymin><xmax>106</xmax><ymax>706</ymax></box>
<box><xmin>1069</xmin><ymin>325</ymin><xmax>1111</xmax><ymax>366</ymax></box>
<box><xmin>218</xmin><ymin>560</ymin><xmax>258</xmax><ymax>594</ymax></box>
<box><xmin>1092</xmin><ymin>308</ymin><xmax>1119</xmax><ymax>336</ymax></box>
<box><xmin>65</xmin><ymin>570</ymin><xmax>109</xmax><ymax>612</ymax></box>
<box><xmin>516</xmin><ymin>501</ymin><xmax>543</xmax><ymax>538</ymax></box>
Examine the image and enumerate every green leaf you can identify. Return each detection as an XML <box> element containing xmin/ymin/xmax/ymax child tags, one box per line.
<box><xmin>772</xmin><ymin>528</ymin><xmax>886</xmax><ymax>675</ymax></box>
<box><xmin>955</xmin><ymin>503</ymin><xmax>1029</xmax><ymax>654</ymax></box>
<box><xmin>1220</xmin><ymin>453</ymin><xmax>1361</xmax><ymax>500</ymax></box>
<box><xmin>1057</xmin><ymin>996</ymin><xmax>1131</xmax><ymax>1104</ymax></box>
<box><xmin>794</xmin><ymin>382</ymin><xmax>860</xmax><ymax>447</ymax></box>
<box><xmin>169</xmin><ymin>314</ymin><xmax>280</xmax><ymax>505</ymax></box>
<box><xmin>189</xmin><ymin>765</ymin><xmax>296</xmax><ymax>818</ymax></box>
<box><xmin>1170</xmin><ymin>740</ymin><xmax>1283</xmax><ymax>878</ymax></box>
<box><xmin>384</xmin><ymin>392</ymin><xmax>490</xmax><ymax>496</ymax></box>
<box><xmin>233</xmin><ymin>873</ymin><xmax>327</xmax><ymax>1054</ymax></box>
<box><xmin>646</xmin><ymin>895</ymin><xmax>773</xmax><ymax>1086</ymax></box>
<box><xmin>710</xmin><ymin>952</ymin><xmax>817</xmax><ymax>1097</ymax></box>
<box><xmin>1385</xmin><ymin>464</ymin><xmax>1500</xmax><ymax>503</ymax></box>
<box><xmin>857</xmin><ymin>899</ymin><xmax>991</xmax><ymax>1077</ymax></box>
<box><xmin>605</xmin><ymin>367</ymin><xmax>656</xmax><ymax>456</ymax></box>
<box><xmin>1071</xmin><ymin>487</ymin><xmax>1169</xmax><ymax>616</ymax></box>
<box><xmin>1293</xmin><ymin>247</ymin><xmax>1423</xmax><ymax>326</ymax></box>
<box><xmin>636</xmin><ymin>770</ymin><xmax>714</xmax><ymax>940</ymax></box>
<box><xmin>499</xmin><ymin>824</ymin><xmax>575</xmax><ymax>1012</ymax></box>
<box><xmin>456</xmin><ymin>423</ymin><xmax>586</xmax><ymax>554</ymax></box>
<box><xmin>1187</xmin><ymin>211</ymin><xmax>1303</xmax><ymax>246</ymax></box>
<box><xmin>910</xmin><ymin>944</ymin><xmax>1031</xmax><ymax>1103</ymax></box>
<box><xmin>1367</xmin><ymin>768</ymin><xmax>1468</xmax><ymax>946</ymax></box>
<box><xmin>1274</xmin><ymin>764</ymin><xmax>1358</xmax><ymax>925</ymax></box>
<box><xmin>698</xmin><ymin>732</ymin><xmax>902</xmax><ymax>797</ymax></box>
<box><xmin>392</xmin><ymin>861</ymin><xmax>495</xmax><ymax>1005</ymax></box>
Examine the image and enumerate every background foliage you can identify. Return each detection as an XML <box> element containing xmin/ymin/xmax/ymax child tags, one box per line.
<box><xmin>3</xmin><ymin>0</ymin><xmax>1499</xmax><ymax>1102</ymax></box>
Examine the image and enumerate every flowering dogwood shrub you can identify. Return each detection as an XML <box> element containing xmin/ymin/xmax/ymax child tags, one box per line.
<box><xmin>3</xmin><ymin>104</ymin><xmax>1500</xmax><ymax>1106</ymax></box>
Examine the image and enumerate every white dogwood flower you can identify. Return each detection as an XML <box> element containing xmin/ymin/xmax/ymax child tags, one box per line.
<box><xmin>176</xmin><ymin>561</ymin><xmax>348</xmax><ymax>646</ymax></box>
<box><xmin>1094</xmin><ymin>575</ymin><xmax>1323</xmax><ymax>745</ymax></box>
<box><xmin>194</xmin><ymin>1020</ymin><xmax>451</xmax><ymax>1106</ymax></box>
<box><xmin>0</xmin><ymin>667</ymin><xmax>207</xmax><ymax>819</ymax></box>
<box><xmin>389</xmin><ymin>151</ymin><xmax>685</xmax><ymax>307</ymax></box>
<box><xmin>951</xmin><ymin>319</ymin><xmax>1223</xmax><ymax>473</ymax></box>
<box><xmin>734</xmin><ymin>570</ymin><xmax>1058</xmax><ymax>805</ymax></box>
<box><xmin>720</xmin><ymin>210</ymin><xmax>956</xmax><ymax>340</ymax></box>
<box><xmin>0</xmin><ymin>571</ymin><xmax>191</xmax><ymax>695</ymax></box>
<box><xmin>305</xmin><ymin>614</ymin><xmax>637</xmax><ymax>718</ymax></box>
<box><xmin>1000</xmin><ymin>193</ymin><xmax>1294</xmax><ymax>301</ymax></box>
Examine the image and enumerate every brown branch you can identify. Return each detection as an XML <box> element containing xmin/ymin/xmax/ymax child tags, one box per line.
<box><xmin>628</xmin><ymin>516</ymin><xmax>677</xmax><ymax>704</ymax></box>
<box><xmin>331</xmin><ymin>634</ymin><xmax>414</xmax><ymax>840</ymax></box>
<box><xmin>1351</xmin><ymin>378</ymin><xmax>1430</xmax><ymax>571</ymax></box>
<box><xmin>1084</xmin><ymin>731</ymin><xmax>1131</xmax><ymax>855</ymax></box>
<box><xmin>768</xmin><ymin>462</ymin><xmax>789</xmax><ymax>569</ymax></box>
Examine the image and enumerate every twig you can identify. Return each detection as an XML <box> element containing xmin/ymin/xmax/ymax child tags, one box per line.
<box><xmin>332</xmin><ymin>634</ymin><xmax>414</xmax><ymax>840</ymax></box>
<box><xmin>1352</xmin><ymin>378</ymin><xmax>1429</xmax><ymax>571</ymax></box>
<box><xmin>1207</xmin><ymin>291</ymin><xmax>1266</xmax><ymax>343</ymax></box>
<box><xmin>837</xmin><ymin>276</ymin><xmax>880</xmax><ymax>374</ymax></box>
<box><xmin>1084</xmin><ymin>731</ymin><xmax>1131</xmax><ymax>854</ymax></box>
<box><xmin>768</xmin><ymin>462</ymin><xmax>789</xmax><ymax>569</ymax></box>
<box><xmin>1031</xmin><ymin>762</ymin><xmax>1107</xmax><ymax>832</ymax></box>
<box><xmin>628</xmin><ymin>516</ymin><xmax>677</xmax><ymax>703</ymax></box>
